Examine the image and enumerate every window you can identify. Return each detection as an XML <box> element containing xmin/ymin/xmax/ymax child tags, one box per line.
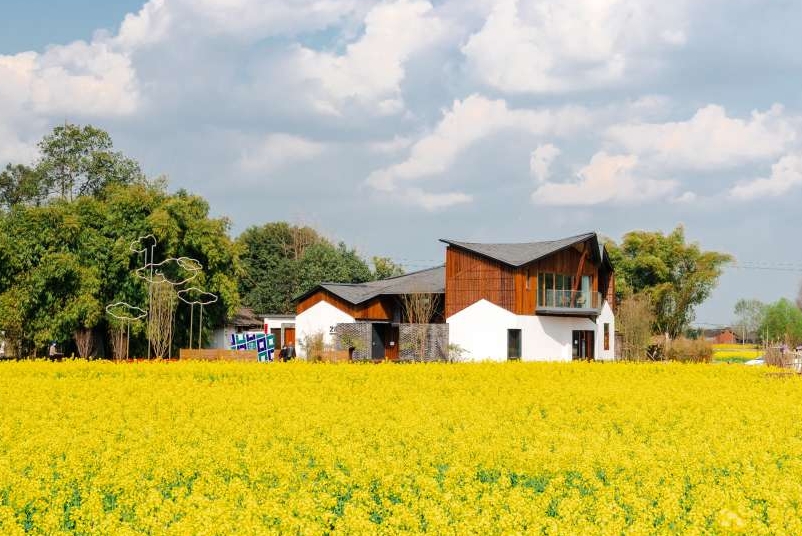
<box><xmin>507</xmin><ymin>329</ymin><xmax>522</xmax><ymax>360</ymax></box>
<box><xmin>537</xmin><ymin>272</ymin><xmax>594</xmax><ymax>308</ymax></box>
<box><xmin>604</xmin><ymin>323</ymin><xmax>610</xmax><ymax>351</ymax></box>
<box><xmin>525</xmin><ymin>268</ymin><xmax>531</xmax><ymax>290</ymax></box>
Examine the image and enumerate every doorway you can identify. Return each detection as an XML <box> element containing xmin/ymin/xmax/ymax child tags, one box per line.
<box><xmin>371</xmin><ymin>323</ymin><xmax>387</xmax><ymax>359</ymax></box>
<box><xmin>572</xmin><ymin>330</ymin><xmax>595</xmax><ymax>360</ymax></box>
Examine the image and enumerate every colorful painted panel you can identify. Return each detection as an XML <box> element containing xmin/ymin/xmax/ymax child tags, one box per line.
<box><xmin>229</xmin><ymin>332</ymin><xmax>275</xmax><ymax>362</ymax></box>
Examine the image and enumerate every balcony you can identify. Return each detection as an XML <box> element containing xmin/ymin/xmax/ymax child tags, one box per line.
<box><xmin>536</xmin><ymin>290</ymin><xmax>603</xmax><ymax>317</ymax></box>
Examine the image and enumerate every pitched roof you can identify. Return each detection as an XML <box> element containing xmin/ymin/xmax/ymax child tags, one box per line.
<box><xmin>439</xmin><ymin>232</ymin><xmax>600</xmax><ymax>267</ymax></box>
<box><xmin>296</xmin><ymin>265</ymin><xmax>445</xmax><ymax>306</ymax></box>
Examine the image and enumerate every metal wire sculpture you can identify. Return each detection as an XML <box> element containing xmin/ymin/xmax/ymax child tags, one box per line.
<box><xmin>106</xmin><ymin>235</ymin><xmax>218</xmax><ymax>359</ymax></box>
<box><xmin>177</xmin><ymin>288</ymin><xmax>219</xmax><ymax>349</ymax></box>
<box><xmin>105</xmin><ymin>302</ymin><xmax>147</xmax><ymax>360</ymax></box>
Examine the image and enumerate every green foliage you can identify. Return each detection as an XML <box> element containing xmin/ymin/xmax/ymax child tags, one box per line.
<box><xmin>237</xmin><ymin>222</ymin><xmax>373</xmax><ymax>314</ymax></box>
<box><xmin>372</xmin><ymin>257</ymin><xmax>405</xmax><ymax>280</ymax></box>
<box><xmin>732</xmin><ymin>299</ymin><xmax>766</xmax><ymax>342</ymax></box>
<box><xmin>0</xmin><ymin>125</ymin><xmax>240</xmax><ymax>357</ymax></box>
<box><xmin>605</xmin><ymin>226</ymin><xmax>732</xmax><ymax>338</ymax></box>
<box><xmin>36</xmin><ymin>123</ymin><xmax>145</xmax><ymax>201</ymax></box>
<box><xmin>0</xmin><ymin>164</ymin><xmax>47</xmax><ymax>209</ymax></box>
<box><xmin>759</xmin><ymin>298</ymin><xmax>802</xmax><ymax>345</ymax></box>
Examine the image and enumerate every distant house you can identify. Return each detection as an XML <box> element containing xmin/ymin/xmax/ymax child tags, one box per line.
<box><xmin>295</xmin><ymin>266</ymin><xmax>445</xmax><ymax>360</ymax></box>
<box><xmin>703</xmin><ymin>328</ymin><xmax>738</xmax><ymax>345</ymax></box>
<box><xmin>295</xmin><ymin>232</ymin><xmax>616</xmax><ymax>362</ymax></box>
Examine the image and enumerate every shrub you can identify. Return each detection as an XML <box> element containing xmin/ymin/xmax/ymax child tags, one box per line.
<box><xmin>663</xmin><ymin>337</ymin><xmax>713</xmax><ymax>363</ymax></box>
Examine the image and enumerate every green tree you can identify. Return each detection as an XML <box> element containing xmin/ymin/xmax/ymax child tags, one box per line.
<box><xmin>372</xmin><ymin>256</ymin><xmax>405</xmax><ymax>280</ymax></box>
<box><xmin>606</xmin><ymin>226</ymin><xmax>732</xmax><ymax>338</ymax></box>
<box><xmin>237</xmin><ymin>223</ymin><xmax>374</xmax><ymax>314</ymax></box>
<box><xmin>732</xmin><ymin>299</ymin><xmax>766</xmax><ymax>343</ymax></box>
<box><xmin>36</xmin><ymin>123</ymin><xmax>145</xmax><ymax>201</ymax></box>
<box><xmin>760</xmin><ymin>298</ymin><xmax>802</xmax><ymax>345</ymax></box>
<box><xmin>0</xmin><ymin>126</ymin><xmax>239</xmax><ymax>358</ymax></box>
<box><xmin>0</xmin><ymin>164</ymin><xmax>47</xmax><ymax>209</ymax></box>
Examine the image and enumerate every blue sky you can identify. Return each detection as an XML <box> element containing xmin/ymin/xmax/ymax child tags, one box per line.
<box><xmin>1</xmin><ymin>0</ymin><xmax>801</xmax><ymax>324</ymax></box>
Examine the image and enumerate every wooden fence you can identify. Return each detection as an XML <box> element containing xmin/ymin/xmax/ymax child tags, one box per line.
<box><xmin>179</xmin><ymin>349</ymin><xmax>259</xmax><ymax>362</ymax></box>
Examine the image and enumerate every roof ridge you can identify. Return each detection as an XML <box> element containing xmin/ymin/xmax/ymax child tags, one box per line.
<box><xmin>440</xmin><ymin>231</ymin><xmax>595</xmax><ymax>246</ymax></box>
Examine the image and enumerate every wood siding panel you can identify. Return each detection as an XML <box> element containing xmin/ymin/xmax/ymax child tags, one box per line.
<box><xmin>445</xmin><ymin>247</ymin><xmax>515</xmax><ymax>317</ymax></box>
<box><xmin>297</xmin><ymin>290</ymin><xmax>393</xmax><ymax>321</ymax></box>
<box><xmin>446</xmin><ymin>239</ymin><xmax>614</xmax><ymax>317</ymax></box>
<box><xmin>297</xmin><ymin>290</ymin><xmax>357</xmax><ymax>317</ymax></box>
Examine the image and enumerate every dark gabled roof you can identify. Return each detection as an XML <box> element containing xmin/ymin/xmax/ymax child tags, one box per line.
<box><xmin>228</xmin><ymin>307</ymin><xmax>262</xmax><ymax>327</ymax></box>
<box><xmin>295</xmin><ymin>265</ymin><xmax>445</xmax><ymax>306</ymax></box>
<box><xmin>439</xmin><ymin>232</ymin><xmax>603</xmax><ymax>268</ymax></box>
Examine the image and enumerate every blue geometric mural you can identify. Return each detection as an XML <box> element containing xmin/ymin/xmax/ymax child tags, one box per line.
<box><xmin>229</xmin><ymin>332</ymin><xmax>275</xmax><ymax>362</ymax></box>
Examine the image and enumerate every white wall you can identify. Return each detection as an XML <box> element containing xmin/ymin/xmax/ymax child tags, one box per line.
<box><xmin>295</xmin><ymin>301</ymin><xmax>354</xmax><ymax>358</ymax></box>
<box><xmin>447</xmin><ymin>298</ymin><xmax>616</xmax><ymax>362</ymax></box>
<box><xmin>595</xmin><ymin>301</ymin><xmax>615</xmax><ymax>361</ymax></box>
<box><xmin>447</xmin><ymin>299</ymin><xmax>517</xmax><ymax>362</ymax></box>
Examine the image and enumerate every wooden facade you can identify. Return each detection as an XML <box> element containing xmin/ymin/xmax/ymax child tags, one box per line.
<box><xmin>446</xmin><ymin>238</ymin><xmax>615</xmax><ymax>317</ymax></box>
<box><xmin>296</xmin><ymin>289</ymin><xmax>395</xmax><ymax>321</ymax></box>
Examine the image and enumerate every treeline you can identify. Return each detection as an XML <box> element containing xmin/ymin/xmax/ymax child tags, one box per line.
<box><xmin>732</xmin><ymin>296</ymin><xmax>802</xmax><ymax>346</ymax></box>
<box><xmin>0</xmin><ymin>124</ymin><xmax>401</xmax><ymax>358</ymax></box>
<box><xmin>605</xmin><ymin>227</ymin><xmax>732</xmax><ymax>360</ymax></box>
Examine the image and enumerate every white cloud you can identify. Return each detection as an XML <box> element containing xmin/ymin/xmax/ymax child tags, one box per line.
<box><xmin>529</xmin><ymin>143</ymin><xmax>560</xmax><ymax>182</ymax></box>
<box><xmin>369</xmin><ymin>136</ymin><xmax>413</xmax><ymax>154</ymax></box>
<box><xmin>366</xmin><ymin>94</ymin><xmax>591</xmax><ymax>192</ymax></box>
<box><xmin>606</xmin><ymin>104</ymin><xmax>798</xmax><ymax>169</ymax></box>
<box><xmin>531</xmin><ymin>152</ymin><xmax>677</xmax><ymax>206</ymax></box>
<box><xmin>290</xmin><ymin>0</ymin><xmax>444</xmax><ymax>115</ymax></box>
<box><xmin>461</xmin><ymin>0</ymin><xmax>688</xmax><ymax>93</ymax></box>
<box><xmin>671</xmin><ymin>191</ymin><xmax>697</xmax><ymax>204</ymax></box>
<box><xmin>114</xmin><ymin>0</ymin><xmax>366</xmax><ymax>49</ymax></box>
<box><xmin>405</xmin><ymin>188</ymin><xmax>472</xmax><ymax>211</ymax></box>
<box><xmin>238</xmin><ymin>134</ymin><xmax>325</xmax><ymax>173</ymax></box>
<box><xmin>0</xmin><ymin>41</ymin><xmax>139</xmax><ymax>117</ymax></box>
<box><xmin>729</xmin><ymin>154</ymin><xmax>802</xmax><ymax>200</ymax></box>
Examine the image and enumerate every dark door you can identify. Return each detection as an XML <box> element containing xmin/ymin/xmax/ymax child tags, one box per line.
<box><xmin>371</xmin><ymin>323</ymin><xmax>386</xmax><ymax>359</ymax></box>
<box><xmin>572</xmin><ymin>330</ymin><xmax>595</xmax><ymax>360</ymax></box>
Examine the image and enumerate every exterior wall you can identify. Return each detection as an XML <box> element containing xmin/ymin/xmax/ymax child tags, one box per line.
<box><xmin>447</xmin><ymin>298</ymin><xmax>616</xmax><ymax>362</ymax></box>
<box><xmin>446</xmin><ymin>239</ymin><xmax>608</xmax><ymax>318</ymax></box>
<box><xmin>295</xmin><ymin>301</ymin><xmax>355</xmax><ymax>358</ymax></box>
<box><xmin>594</xmin><ymin>301</ymin><xmax>615</xmax><ymax>361</ymax></box>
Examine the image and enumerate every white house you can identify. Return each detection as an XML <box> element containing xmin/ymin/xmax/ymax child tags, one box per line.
<box><xmin>295</xmin><ymin>232</ymin><xmax>615</xmax><ymax>361</ymax></box>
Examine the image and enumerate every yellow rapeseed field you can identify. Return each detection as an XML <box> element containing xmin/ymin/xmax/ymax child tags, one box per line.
<box><xmin>1</xmin><ymin>361</ymin><xmax>801</xmax><ymax>535</ymax></box>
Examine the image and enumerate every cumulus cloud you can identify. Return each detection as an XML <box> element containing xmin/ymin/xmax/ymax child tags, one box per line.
<box><xmin>531</xmin><ymin>152</ymin><xmax>677</xmax><ymax>205</ymax></box>
<box><xmin>405</xmin><ymin>188</ymin><xmax>472</xmax><ymax>211</ymax></box>
<box><xmin>530</xmin><ymin>144</ymin><xmax>560</xmax><ymax>182</ymax></box>
<box><xmin>366</xmin><ymin>94</ymin><xmax>590</xmax><ymax>193</ymax></box>
<box><xmin>290</xmin><ymin>0</ymin><xmax>444</xmax><ymax>115</ymax></box>
<box><xmin>729</xmin><ymin>154</ymin><xmax>802</xmax><ymax>200</ymax></box>
<box><xmin>238</xmin><ymin>134</ymin><xmax>325</xmax><ymax>173</ymax></box>
<box><xmin>606</xmin><ymin>104</ymin><xmax>798</xmax><ymax>169</ymax></box>
<box><xmin>0</xmin><ymin>41</ymin><xmax>139</xmax><ymax>118</ymax></box>
<box><xmin>461</xmin><ymin>0</ymin><xmax>688</xmax><ymax>93</ymax></box>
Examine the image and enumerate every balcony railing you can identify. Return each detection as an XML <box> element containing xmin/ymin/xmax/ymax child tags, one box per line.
<box><xmin>537</xmin><ymin>290</ymin><xmax>602</xmax><ymax>313</ymax></box>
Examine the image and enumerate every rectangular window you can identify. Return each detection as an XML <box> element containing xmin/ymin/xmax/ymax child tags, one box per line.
<box><xmin>604</xmin><ymin>323</ymin><xmax>610</xmax><ymax>351</ymax></box>
<box><xmin>525</xmin><ymin>268</ymin><xmax>530</xmax><ymax>290</ymax></box>
<box><xmin>507</xmin><ymin>329</ymin><xmax>522</xmax><ymax>360</ymax></box>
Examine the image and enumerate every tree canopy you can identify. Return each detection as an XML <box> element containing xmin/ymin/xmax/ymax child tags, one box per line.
<box><xmin>0</xmin><ymin>125</ymin><xmax>239</xmax><ymax>357</ymax></box>
<box><xmin>606</xmin><ymin>226</ymin><xmax>732</xmax><ymax>338</ymax></box>
<box><xmin>237</xmin><ymin>222</ymin><xmax>390</xmax><ymax>315</ymax></box>
<box><xmin>759</xmin><ymin>298</ymin><xmax>802</xmax><ymax>345</ymax></box>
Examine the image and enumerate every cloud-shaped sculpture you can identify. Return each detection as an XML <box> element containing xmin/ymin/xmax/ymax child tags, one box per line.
<box><xmin>176</xmin><ymin>287</ymin><xmax>218</xmax><ymax>307</ymax></box>
<box><xmin>135</xmin><ymin>257</ymin><xmax>203</xmax><ymax>286</ymax></box>
<box><xmin>105</xmin><ymin>302</ymin><xmax>148</xmax><ymax>322</ymax></box>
